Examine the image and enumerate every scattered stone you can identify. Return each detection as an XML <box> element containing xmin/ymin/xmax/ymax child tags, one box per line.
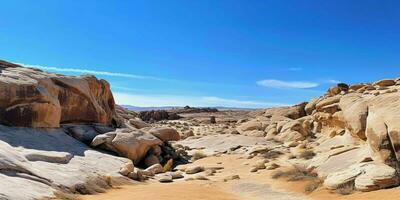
<box><xmin>169</xmin><ymin>171</ymin><xmax>184</xmax><ymax>179</ymax></box>
<box><xmin>158</xmin><ymin>174</ymin><xmax>173</xmax><ymax>183</ymax></box>
<box><xmin>145</xmin><ymin>164</ymin><xmax>164</xmax><ymax>174</ymax></box>
<box><xmin>204</xmin><ymin>169</ymin><xmax>216</xmax><ymax>176</ymax></box>
<box><xmin>163</xmin><ymin>159</ymin><xmax>174</xmax><ymax>172</ymax></box>
<box><xmin>266</xmin><ymin>163</ymin><xmax>280</xmax><ymax>170</ymax></box>
<box><xmin>194</xmin><ymin>175</ymin><xmax>209</xmax><ymax>180</ymax></box>
<box><xmin>185</xmin><ymin>166</ymin><xmax>205</xmax><ymax>174</ymax></box>
<box><xmin>119</xmin><ymin>162</ymin><xmax>134</xmax><ymax>176</ymax></box>
<box><xmin>250</xmin><ymin>167</ymin><xmax>258</xmax><ymax>173</ymax></box>
<box><xmin>223</xmin><ymin>175</ymin><xmax>240</xmax><ymax>182</ymax></box>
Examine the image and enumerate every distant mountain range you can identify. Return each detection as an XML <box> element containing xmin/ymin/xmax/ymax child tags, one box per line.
<box><xmin>120</xmin><ymin>105</ymin><xmax>256</xmax><ymax>111</ymax></box>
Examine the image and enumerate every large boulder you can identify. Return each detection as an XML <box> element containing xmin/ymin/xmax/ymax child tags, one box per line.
<box><xmin>339</xmin><ymin>94</ymin><xmax>369</xmax><ymax>140</ymax></box>
<box><xmin>236</xmin><ymin>119</ymin><xmax>265</xmax><ymax>133</ymax></box>
<box><xmin>148</xmin><ymin>127</ymin><xmax>181</xmax><ymax>142</ymax></box>
<box><xmin>91</xmin><ymin>128</ymin><xmax>163</xmax><ymax>164</ymax></box>
<box><xmin>324</xmin><ymin>162</ymin><xmax>398</xmax><ymax>192</ymax></box>
<box><xmin>365</xmin><ymin>93</ymin><xmax>400</xmax><ymax>164</ymax></box>
<box><xmin>0</xmin><ymin>125</ymin><xmax>131</xmax><ymax>200</ymax></box>
<box><xmin>0</xmin><ymin>60</ymin><xmax>116</xmax><ymax>128</ymax></box>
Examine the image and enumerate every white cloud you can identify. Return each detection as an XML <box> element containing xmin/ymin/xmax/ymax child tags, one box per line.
<box><xmin>325</xmin><ymin>79</ymin><xmax>341</xmax><ymax>84</ymax></box>
<box><xmin>288</xmin><ymin>67</ymin><xmax>303</xmax><ymax>71</ymax></box>
<box><xmin>113</xmin><ymin>92</ymin><xmax>288</xmax><ymax>108</ymax></box>
<box><xmin>256</xmin><ymin>79</ymin><xmax>319</xmax><ymax>89</ymax></box>
<box><xmin>17</xmin><ymin>63</ymin><xmax>169</xmax><ymax>81</ymax></box>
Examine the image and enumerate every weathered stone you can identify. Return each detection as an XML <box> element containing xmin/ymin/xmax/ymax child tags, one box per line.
<box><xmin>119</xmin><ymin>162</ymin><xmax>135</xmax><ymax>176</ymax></box>
<box><xmin>157</xmin><ymin>174</ymin><xmax>173</xmax><ymax>183</ymax></box>
<box><xmin>145</xmin><ymin>163</ymin><xmax>164</xmax><ymax>174</ymax></box>
<box><xmin>128</xmin><ymin>118</ymin><xmax>150</xmax><ymax>129</ymax></box>
<box><xmin>0</xmin><ymin>60</ymin><xmax>116</xmax><ymax>128</ymax></box>
<box><xmin>185</xmin><ymin>166</ymin><xmax>205</xmax><ymax>174</ymax></box>
<box><xmin>149</xmin><ymin>127</ymin><xmax>181</xmax><ymax>142</ymax></box>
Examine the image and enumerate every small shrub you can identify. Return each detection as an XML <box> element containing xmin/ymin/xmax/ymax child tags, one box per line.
<box><xmin>271</xmin><ymin>166</ymin><xmax>317</xmax><ymax>181</ymax></box>
<box><xmin>335</xmin><ymin>183</ymin><xmax>355</xmax><ymax>195</ymax></box>
<box><xmin>304</xmin><ymin>179</ymin><xmax>323</xmax><ymax>193</ymax></box>
<box><xmin>298</xmin><ymin>150</ymin><xmax>316</xmax><ymax>160</ymax></box>
<box><xmin>53</xmin><ymin>191</ymin><xmax>80</xmax><ymax>200</ymax></box>
<box><xmin>104</xmin><ymin>174</ymin><xmax>113</xmax><ymax>186</ymax></box>
<box><xmin>262</xmin><ymin>150</ymin><xmax>283</xmax><ymax>159</ymax></box>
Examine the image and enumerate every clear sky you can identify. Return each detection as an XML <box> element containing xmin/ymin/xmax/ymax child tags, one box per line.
<box><xmin>1</xmin><ymin>0</ymin><xmax>399</xmax><ymax>108</ymax></box>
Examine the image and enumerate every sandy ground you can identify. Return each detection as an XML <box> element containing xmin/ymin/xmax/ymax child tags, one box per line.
<box><xmin>81</xmin><ymin>154</ymin><xmax>400</xmax><ymax>200</ymax></box>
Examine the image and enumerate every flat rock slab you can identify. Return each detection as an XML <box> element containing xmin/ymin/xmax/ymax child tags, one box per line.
<box><xmin>0</xmin><ymin>125</ymin><xmax>132</xmax><ymax>200</ymax></box>
<box><xmin>232</xmin><ymin>182</ymin><xmax>309</xmax><ymax>200</ymax></box>
<box><xmin>176</xmin><ymin>135</ymin><xmax>272</xmax><ymax>155</ymax></box>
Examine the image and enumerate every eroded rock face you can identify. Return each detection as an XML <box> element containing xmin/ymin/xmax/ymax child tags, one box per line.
<box><xmin>0</xmin><ymin>60</ymin><xmax>116</xmax><ymax>128</ymax></box>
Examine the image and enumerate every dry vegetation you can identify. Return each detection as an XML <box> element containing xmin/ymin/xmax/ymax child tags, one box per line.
<box><xmin>334</xmin><ymin>182</ymin><xmax>355</xmax><ymax>195</ymax></box>
<box><xmin>298</xmin><ymin>150</ymin><xmax>316</xmax><ymax>160</ymax></box>
<box><xmin>272</xmin><ymin>166</ymin><xmax>323</xmax><ymax>193</ymax></box>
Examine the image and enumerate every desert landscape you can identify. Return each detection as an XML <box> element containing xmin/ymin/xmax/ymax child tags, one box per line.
<box><xmin>1</xmin><ymin>1</ymin><xmax>399</xmax><ymax>200</ymax></box>
<box><xmin>1</xmin><ymin>60</ymin><xmax>400</xmax><ymax>200</ymax></box>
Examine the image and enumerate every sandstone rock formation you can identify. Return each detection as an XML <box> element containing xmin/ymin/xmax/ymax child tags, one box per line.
<box><xmin>0</xmin><ymin>60</ymin><xmax>116</xmax><ymax>128</ymax></box>
<box><xmin>232</xmin><ymin>78</ymin><xmax>400</xmax><ymax>192</ymax></box>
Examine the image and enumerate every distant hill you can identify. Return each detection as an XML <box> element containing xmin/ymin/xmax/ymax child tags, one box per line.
<box><xmin>120</xmin><ymin>105</ymin><xmax>256</xmax><ymax>111</ymax></box>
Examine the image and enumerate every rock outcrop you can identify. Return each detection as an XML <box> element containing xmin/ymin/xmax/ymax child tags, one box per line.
<box><xmin>234</xmin><ymin>78</ymin><xmax>400</xmax><ymax>192</ymax></box>
<box><xmin>0</xmin><ymin>60</ymin><xmax>116</xmax><ymax>128</ymax></box>
<box><xmin>139</xmin><ymin>110</ymin><xmax>181</xmax><ymax>122</ymax></box>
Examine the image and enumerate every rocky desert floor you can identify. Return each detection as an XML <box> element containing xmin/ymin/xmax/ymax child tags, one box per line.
<box><xmin>2</xmin><ymin>60</ymin><xmax>400</xmax><ymax>200</ymax></box>
<box><xmin>81</xmin><ymin>110</ymin><xmax>400</xmax><ymax>200</ymax></box>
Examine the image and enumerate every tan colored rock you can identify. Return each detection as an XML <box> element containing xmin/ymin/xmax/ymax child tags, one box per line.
<box><xmin>275</xmin><ymin>119</ymin><xmax>309</xmax><ymax>142</ymax></box>
<box><xmin>264</xmin><ymin>102</ymin><xmax>307</xmax><ymax>120</ymax></box>
<box><xmin>324</xmin><ymin>166</ymin><xmax>362</xmax><ymax>189</ymax></box>
<box><xmin>327</xmin><ymin>83</ymin><xmax>349</xmax><ymax>96</ymax></box>
<box><xmin>236</xmin><ymin>120</ymin><xmax>264</xmax><ymax>134</ymax></box>
<box><xmin>339</xmin><ymin>94</ymin><xmax>368</xmax><ymax>140</ymax></box>
<box><xmin>128</xmin><ymin>118</ymin><xmax>150</xmax><ymax>129</ymax></box>
<box><xmin>157</xmin><ymin>174</ymin><xmax>173</xmax><ymax>183</ymax></box>
<box><xmin>365</xmin><ymin>93</ymin><xmax>400</xmax><ymax>164</ymax></box>
<box><xmin>0</xmin><ymin>60</ymin><xmax>116</xmax><ymax>128</ymax></box>
<box><xmin>119</xmin><ymin>162</ymin><xmax>134</xmax><ymax>176</ymax></box>
<box><xmin>324</xmin><ymin>162</ymin><xmax>398</xmax><ymax>192</ymax></box>
<box><xmin>163</xmin><ymin>159</ymin><xmax>173</xmax><ymax>172</ymax></box>
<box><xmin>185</xmin><ymin>166</ymin><xmax>205</xmax><ymax>174</ymax></box>
<box><xmin>149</xmin><ymin>127</ymin><xmax>181</xmax><ymax>142</ymax></box>
<box><xmin>316</xmin><ymin>96</ymin><xmax>342</xmax><ymax>111</ymax></box>
<box><xmin>305</xmin><ymin>98</ymin><xmax>319</xmax><ymax>115</ymax></box>
<box><xmin>374</xmin><ymin>79</ymin><xmax>395</xmax><ymax>87</ymax></box>
<box><xmin>92</xmin><ymin>129</ymin><xmax>163</xmax><ymax>164</ymax></box>
<box><xmin>145</xmin><ymin>163</ymin><xmax>164</xmax><ymax>174</ymax></box>
<box><xmin>112</xmin><ymin>129</ymin><xmax>163</xmax><ymax>164</ymax></box>
<box><xmin>309</xmin><ymin>146</ymin><xmax>371</xmax><ymax>177</ymax></box>
<box><xmin>355</xmin><ymin>163</ymin><xmax>398</xmax><ymax>191</ymax></box>
<box><xmin>350</xmin><ymin>84</ymin><xmax>366</xmax><ymax>91</ymax></box>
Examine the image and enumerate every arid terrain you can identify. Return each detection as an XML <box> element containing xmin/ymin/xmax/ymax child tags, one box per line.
<box><xmin>1</xmin><ymin>60</ymin><xmax>400</xmax><ymax>200</ymax></box>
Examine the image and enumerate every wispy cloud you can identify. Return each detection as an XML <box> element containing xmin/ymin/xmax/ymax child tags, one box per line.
<box><xmin>17</xmin><ymin>63</ymin><xmax>170</xmax><ymax>81</ymax></box>
<box><xmin>113</xmin><ymin>92</ymin><xmax>288</xmax><ymax>108</ymax></box>
<box><xmin>325</xmin><ymin>79</ymin><xmax>341</xmax><ymax>84</ymax></box>
<box><xmin>200</xmin><ymin>96</ymin><xmax>288</xmax><ymax>107</ymax></box>
<box><xmin>287</xmin><ymin>67</ymin><xmax>303</xmax><ymax>71</ymax></box>
<box><xmin>256</xmin><ymin>79</ymin><xmax>319</xmax><ymax>89</ymax></box>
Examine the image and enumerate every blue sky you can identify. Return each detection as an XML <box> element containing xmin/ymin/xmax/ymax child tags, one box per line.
<box><xmin>1</xmin><ymin>0</ymin><xmax>399</xmax><ymax>108</ymax></box>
